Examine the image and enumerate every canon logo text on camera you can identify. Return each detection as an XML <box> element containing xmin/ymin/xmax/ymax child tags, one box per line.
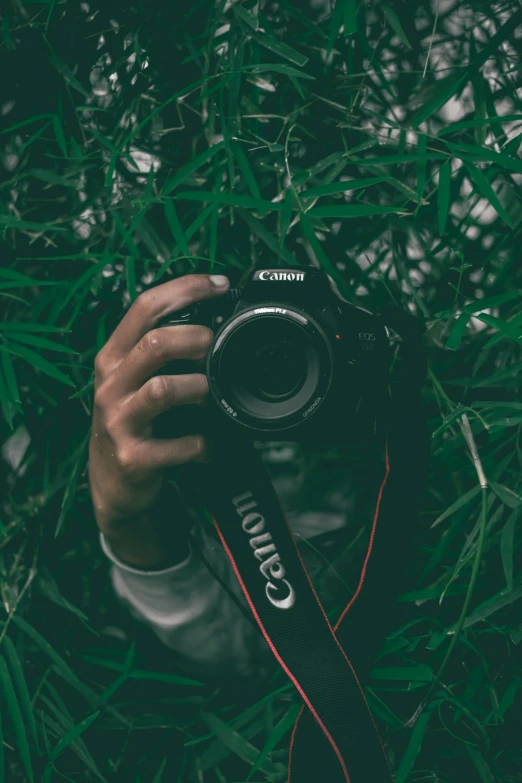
<box><xmin>258</xmin><ymin>270</ymin><xmax>305</xmax><ymax>281</ymax></box>
<box><xmin>232</xmin><ymin>491</ymin><xmax>296</xmax><ymax>610</ymax></box>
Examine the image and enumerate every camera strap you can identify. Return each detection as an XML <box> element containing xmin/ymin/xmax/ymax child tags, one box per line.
<box><xmin>203</xmin><ymin>312</ymin><xmax>428</xmax><ymax>783</ymax></box>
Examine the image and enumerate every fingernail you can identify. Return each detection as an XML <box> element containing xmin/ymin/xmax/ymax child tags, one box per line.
<box><xmin>209</xmin><ymin>275</ymin><xmax>229</xmax><ymax>288</ymax></box>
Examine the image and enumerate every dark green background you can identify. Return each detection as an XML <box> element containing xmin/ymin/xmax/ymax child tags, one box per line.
<box><xmin>1</xmin><ymin>1</ymin><xmax>522</xmax><ymax>781</ymax></box>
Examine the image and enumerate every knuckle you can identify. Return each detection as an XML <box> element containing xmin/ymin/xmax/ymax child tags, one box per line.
<box><xmin>93</xmin><ymin>382</ymin><xmax>110</xmax><ymax>411</ymax></box>
<box><xmin>136</xmin><ymin>288</ymin><xmax>154</xmax><ymax>313</ymax></box>
<box><xmin>139</xmin><ymin>329</ymin><xmax>165</xmax><ymax>358</ymax></box>
<box><xmin>192</xmin><ymin>325</ymin><xmax>213</xmax><ymax>352</ymax></box>
<box><xmin>94</xmin><ymin>350</ymin><xmax>108</xmax><ymax>380</ymax></box>
<box><xmin>189</xmin><ymin>434</ymin><xmax>205</xmax><ymax>459</ymax></box>
<box><xmin>104</xmin><ymin>413</ymin><xmax>123</xmax><ymax>441</ymax></box>
<box><xmin>115</xmin><ymin>443</ymin><xmax>139</xmax><ymax>476</ymax></box>
<box><xmin>144</xmin><ymin>375</ymin><xmax>170</xmax><ymax>406</ymax></box>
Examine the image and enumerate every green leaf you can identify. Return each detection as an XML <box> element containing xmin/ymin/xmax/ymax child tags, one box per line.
<box><xmin>237</xmin><ymin>208</ymin><xmax>299</xmax><ymax>266</ymax></box>
<box><xmin>307</xmin><ymin>204</ymin><xmax>406</xmax><ymax>218</ymax></box>
<box><xmin>249</xmin><ymin>28</ymin><xmax>308</xmax><ymax>67</ymax></box>
<box><xmin>356</xmin><ymin>153</ymin><xmax>446</xmax><ymax>167</ymax></box>
<box><xmin>51</xmin><ymin>711</ymin><xmax>100</xmax><ymax>762</ymax></box>
<box><xmin>175</xmin><ymin>191</ymin><xmax>283</xmax><ymax>210</ymax></box>
<box><xmin>382</xmin><ymin>4</ymin><xmax>412</xmax><ymax>49</ymax></box>
<box><xmin>446</xmin><ymin>313</ymin><xmax>471</xmax><ymax>350</ymax></box>
<box><xmin>247</xmin><ymin>703</ymin><xmax>301</xmax><ymax>779</ymax></box>
<box><xmin>2</xmin><ymin>637</ymin><xmax>39</xmax><ymax>747</ymax></box>
<box><xmin>461</xmin><ymin>290</ymin><xmax>521</xmax><ymax>314</ymax></box>
<box><xmin>81</xmin><ymin>656</ymin><xmax>202</xmax><ymax>687</ymax></box>
<box><xmin>199</xmin><ymin>712</ymin><xmax>282</xmax><ymax>776</ymax></box>
<box><xmin>466</xmin><ymin>746</ymin><xmax>496</xmax><ymax>783</ymax></box>
<box><xmin>438</xmin><ymin>159</ymin><xmax>451</xmax><ymax>235</ymax></box>
<box><xmin>3</xmin><ymin>333</ymin><xmax>76</xmax><ymax>355</ymax></box>
<box><xmin>242</xmin><ymin>63</ymin><xmax>315</xmax><ymax>80</ymax></box>
<box><xmin>302</xmin><ymin>176</ymin><xmax>390</xmax><ymax>199</ymax></box>
<box><xmin>164</xmin><ymin>199</ymin><xmax>190</xmax><ymax>254</ymax></box>
<box><xmin>370</xmin><ymin>665</ymin><xmax>433</xmax><ymax>682</ymax></box>
<box><xmin>491</xmin><ymin>482</ymin><xmax>522</xmax><ymax>509</ymax></box>
<box><xmin>0</xmin><ymin>364</ymin><xmax>14</xmax><ymax>429</ymax></box>
<box><xmin>462</xmin><ymin>584</ymin><xmax>522</xmax><ymax>630</ymax></box>
<box><xmin>343</xmin><ymin>0</ymin><xmax>357</xmax><ymax>37</ymax></box>
<box><xmin>162</xmin><ymin>142</ymin><xmax>224</xmax><ymax>195</ymax></box>
<box><xmin>475</xmin><ymin>313</ymin><xmax>522</xmax><ymax>345</ymax></box>
<box><xmin>231</xmin><ymin>141</ymin><xmax>261</xmax><ymax>200</ymax></box>
<box><xmin>448</xmin><ymin>142</ymin><xmax>522</xmax><ymax>175</ymax></box>
<box><xmin>439</xmin><ymin>114</ymin><xmax>522</xmax><ymax>136</ymax></box>
<box><xmin>1</xmin><ymin>349</ymin><xmax>21</xmax><ymax>408</ymax></box>
<box><xmin>396</xmin><ymin>707</ymin><xmax>435</xmax><ymax>783</ymax></box>
<box><xmin>125</xmin><ymin>257</ymin><xmax>137</xmax><ymax>303</ymax></box>
<box><xmin>411</xmin><ymin>73</ymin><xmax>467</xmax><ymax>128</ymax></box>
<box><xmin>299</xmin><ymin>211</ymin><xmax>350</xmax><ymax>298</ymax></box>
<box><xmin>55</xmin><ymin>433</ymin><xmax>90</xmax><ymax>537</ymax></box>
<box><xmin>3</xmin><ymin>344</ymin><xmax>74</xmax><ymax>387</ymax></box>
<box><xmin>464</xmin><ymin>161</ymin><xmax>513</xmax><ymax>227</ymax></box>
<box><xmin>416</xmin><ymin>133</ymin><xmax>427</xmax><ymax>203</ymax></box>
<box><xmin>11</xmin><ymin>616</ymin><xmax>99</xmax><ymax>705</ymax></box>
<box><xmin>431</xmin><ymin>485</ymin><xmax>481</xmax><ymax>528</ymax></box>
<box><xmin>280</xmin><ymin>188</ymin><xmax>293</xmax><ymax>246</ymax></box>
<box><xmin>0</xmin><ymin>655</ymin><xmax>34</xmax><ymax>783</ymax></box>
<box><xmin>500</xmin><ymin>509</ymin><xmax>518</xmax><ymax>590</ymax></box>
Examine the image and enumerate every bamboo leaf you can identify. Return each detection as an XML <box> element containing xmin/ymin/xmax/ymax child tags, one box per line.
<box><xmin>438</xmin><ymin>159</ymin><xmax>451</xmax><ymax>235</ymax></box>
<box><xmin>2</xmin><ymin>637</ymin><xmax>39</xmax><ymax>747</ymax></box>
<box><xmin>464</xmin><ymin>161</ymin><xmax>513</xmax><ymax>227</ymax></box>
<box><xmin>396</xmin><ymin>707</ymin><xmax>435</xmax><ymax>783</ymax></box>
<box><xmin>0</xmin><ymin>655</ymin><xmax>34</xmax><ymax>783</ymax></box>
<box><xmin>382</xmin><ymin>4</ymin><xmax>412</xmax><ymax>49</ymax></box>
<box><xmin>3</xmin><ymin>344</ymin><xmax>74</xmax><ymax>387</ymax></box>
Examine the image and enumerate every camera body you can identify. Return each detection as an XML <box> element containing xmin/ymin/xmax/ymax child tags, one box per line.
<box><xmin>156</xmin><ymin>268</ymin><xmax>390</xmax><ymax>445</ymax></box>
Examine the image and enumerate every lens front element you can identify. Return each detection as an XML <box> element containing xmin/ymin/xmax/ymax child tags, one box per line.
<box><xmin>208</xmin><ymin>307</ymin><xmax>333</xmax><ymax>433</ymax></box>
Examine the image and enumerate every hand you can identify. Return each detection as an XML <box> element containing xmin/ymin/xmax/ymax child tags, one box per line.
<box><xmin>89</xmin><ymin>273</ymin><xmax>230</xmax><ymax>568</ymax></box>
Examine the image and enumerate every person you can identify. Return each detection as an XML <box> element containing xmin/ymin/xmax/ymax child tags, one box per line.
<box><xmin>89</xmin><ymin>272</ymin><xmax>405</xmax><ymax>680</ymax></box>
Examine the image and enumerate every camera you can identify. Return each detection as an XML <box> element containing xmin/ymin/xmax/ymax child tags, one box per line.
<box><xmin>156</xmin><ymin>267</ymin><xmax>390</xmax><ymax>443</ymax></box>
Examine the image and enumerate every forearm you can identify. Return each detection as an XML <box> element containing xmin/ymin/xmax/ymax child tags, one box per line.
<box><xmin>102</xmin><ymin>527</ymin><xmax>264</xmax><ymax>677</ymax></box>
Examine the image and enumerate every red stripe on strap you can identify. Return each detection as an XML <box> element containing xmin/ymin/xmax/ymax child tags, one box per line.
<box><xmin>212</xmin><ymin>517</ymin><xmax>351</xmax><ymax>783</ymax></box>
<box><xmin>335</xmin><ymin>443</ymin><xmax>390</xmax><ymax>631</ymax></box>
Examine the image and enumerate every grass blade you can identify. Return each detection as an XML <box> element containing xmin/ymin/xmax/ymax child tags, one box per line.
<box><xmin>0</xmin><ymin>655</ymin><xmax>34</xmax><ymax>783</ymax></box>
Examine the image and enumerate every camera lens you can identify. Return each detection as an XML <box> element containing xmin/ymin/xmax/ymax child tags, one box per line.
<box><xmin>208</xmin><ymin>309</ymin><xmax>333</xmax><ymax>432</ymax></box>
<box><xmin>247</xmin><ymin>340</ymin><xmax>307</xmax><ymax>399</ymax></box>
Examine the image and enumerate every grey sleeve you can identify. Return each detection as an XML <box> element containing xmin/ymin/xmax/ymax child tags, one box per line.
<box><xmin>101</xmin><ymin>528</ymin><xmax>267</xmax><ymax>678</ymax></box>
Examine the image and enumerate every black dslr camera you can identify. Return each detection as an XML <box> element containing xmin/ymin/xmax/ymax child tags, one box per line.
<box><xmin>156</xmin><ymin>268</ymin><xmax>390</xmax><ymax>444</ymax></box>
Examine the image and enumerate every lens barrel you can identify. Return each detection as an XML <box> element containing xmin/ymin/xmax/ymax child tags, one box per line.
<box><xmin>207</xmin><ymin>306</ymin><xmax>333</xmax><ymax>433</ymax></box>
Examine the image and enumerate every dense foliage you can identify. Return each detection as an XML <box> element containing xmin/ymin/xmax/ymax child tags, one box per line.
<box><xmin>1</xmin><ymin>0</ymin><xmax>522</xmax><ymax>780</ymax></box>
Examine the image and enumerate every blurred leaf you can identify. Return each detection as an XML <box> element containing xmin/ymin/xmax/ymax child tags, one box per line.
<box><xmin>396</xmin><ymin>707</ymin><xmax>436</xmax><ymax>783</ymax></box>
<box><xmin>438</xmin><ymin>159</ymin><xmax>451</xmax><ymax>235</ymax></box>
<box><xmin>50</xmin><ymin>710</ymin><xmax>100</xmax><ymax>762</ymax></box>
<box><xmin>164</xmin><ymin>200</ymin><xmax>190</xmax><ymax>255</ymax></box>
<box><xmin>307</xmin><ymin>204</ymin><xmax>406</xmax><ymax>218</ymax></box>
<box><xmin>463</xmin><ymin>161</ymin><xmax>513</xmax><ymax>228</ymax></box>
<box><xmin>382</xmin><ymin>4</ymin><xmax>412</xmax><ymax>49</ymax></box>
<box><xmin>2</xmin><ymin>637</ymin><xmax>39</xmax><ymax>747</ymax></box>
<box><xmin>3</xmin><ymin>344</ymin><xmax>74</xmax><ymax>387</ymax></box>
<box><xmin>0</xmin><ymin>655</ymin><xmax>34</xmax><ymax>783</ymax></box>
<box><xmin>249</xmin><ymin>28</ymin><xmax>308</xmax><ymax>67</ymax></box>
<box><xmin>163</xmin><ymin>142</ymin><xmax>224</xmax><ymax>195</ymax></box>
<box><xmin>247</xmin><ymin>703</ymin><xmax>301</xmax><ymax>779</ymax></box>
<box><xmin>199</xmin><ymin>712</ymin><xmax>282</xmax><ymax>776</ymax></box>
<box><xmin>500</xmin><ymin>509</ymin><xmax>518</xmax><ymax>590</ymax></box>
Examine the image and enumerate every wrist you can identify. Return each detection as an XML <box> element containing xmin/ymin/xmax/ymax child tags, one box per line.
<box><xmin>96</xmin><ymin>481</ymin><xmax>193</xmax><ymax>569</ymax></box>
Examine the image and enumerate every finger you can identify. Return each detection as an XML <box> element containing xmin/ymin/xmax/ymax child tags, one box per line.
<box><xmin>107</xmin><ymin>324</ymin><xmax>213</xmax><ymax>398</ymax></box>
<box><xmin>97</xmin><ymin>274</ymin><xmax>229</xmax><ymax>373</ymax></box>
<box><xmin>125</xmin><ymin>373</ymin><xmax>208</xmax><ymax>432</ymax></box>
<box><xmin>138</xmin><ymin>434</ymin><xmax>208</xmax><ymax>471</ymax></box>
